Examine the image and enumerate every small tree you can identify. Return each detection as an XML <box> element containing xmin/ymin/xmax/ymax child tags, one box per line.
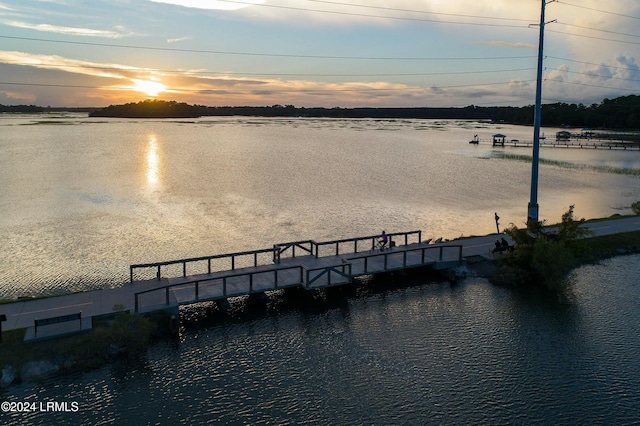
<box><xmin>556</xmin><ymin>205</ymin><xmax>591</xmax><ymax>241</ymax></box>
<box><xmin>495</xmin><ymin>205</ymin><xmax>591</xmax><ymax>290</ymax></box>
<box><xmin>110</xmin><ymin>312</ymin><xmax>153</xmax><ymax>354</ymax></box>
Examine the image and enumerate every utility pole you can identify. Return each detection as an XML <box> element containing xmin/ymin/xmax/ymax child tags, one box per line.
<box><xmin>528</xmin><ymin>0</ymin><xmax>553</xmax><ymax>226</ymax></box>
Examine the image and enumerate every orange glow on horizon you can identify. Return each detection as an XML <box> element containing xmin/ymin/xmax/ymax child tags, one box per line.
<box><xmin>132</xmin><ymin>79</ymin><xmax>167</xmax><ymax>97</ymax></box>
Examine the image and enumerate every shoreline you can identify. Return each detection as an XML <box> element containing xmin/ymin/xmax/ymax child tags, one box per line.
<box><xmin>1</xmin><ymin>226</ymin><xmax>638</xmax><ymax>387</ymax></box>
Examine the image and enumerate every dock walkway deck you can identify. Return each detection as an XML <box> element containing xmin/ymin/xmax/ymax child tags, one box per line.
<box><xmin>2</xmin><ymin>216</ymin><xmax>638</xmax><ymax>339</ymax></box>
<box><xmin>474</xmin><ymin>138</ymin><xmax>640</xmax><ymax>150</ymax></box>
<box><xmin>130</xmin><ymin>231</ymin><xmax>463</xmax><ymax>314</ymax></box>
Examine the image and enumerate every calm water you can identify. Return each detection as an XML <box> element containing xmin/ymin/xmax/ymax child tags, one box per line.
<box><xmin>1</xmin><ymin>114</ymin><xmax>639</xmax><ymax>297</ymax></box>
<box><xmin>1</xmin><ymin>114</ymin><xmax>640</xmax><ymax>424</ymax></box>
<box><xmin>3</xmin><ymin>256</ymin><xmax>640</xmax><ymax>424</ymax></box>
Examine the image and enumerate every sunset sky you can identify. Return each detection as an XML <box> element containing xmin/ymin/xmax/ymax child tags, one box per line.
<box><xmin>0</xmin><ymin>0</ymin><xmax>639</xmax><ymax>108</ymax></box>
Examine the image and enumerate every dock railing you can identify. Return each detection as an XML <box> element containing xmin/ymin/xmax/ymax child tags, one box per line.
<box><xmin>130</xmin><ymin>247</ymin><xmax>278</xmax><ymax>283</ymax></box>
<box><xmin>273</xmin><ymin>240</ymin><xmax>317</xmax><ymax>263</ymax></box>
<box><xmin>305</xmin><ymin>263</ymin><xmax>352</xmax><ymax>288</ymax></box>
<box><xmin>314</xmin><ymin>230</ymin><xmax>422</xmax><ymax>258</ymax></box>
<box><xmin>130</xmin><ymin>230</ymin><xmax>422</xmax><ymax>282</ymax></box>
<box><xmin>134</xmin><ymin>265</ymin><xmax>304</xmax><ymax>312</ymax></box>
<box><xmin>347</xmin><ymin>244</ymin><xmax>463</xmax><ymax>275</ymax></box>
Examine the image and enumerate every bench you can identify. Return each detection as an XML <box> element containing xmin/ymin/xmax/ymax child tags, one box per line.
<box><xmin>24</xmin><ymin>311</ymin><xmax>92</xmax><ymax>341</ymax></box>
<box><xmin>492</xmin><ymin>245</ymin><xmax>514</xmax><ymax>255</ymax></box>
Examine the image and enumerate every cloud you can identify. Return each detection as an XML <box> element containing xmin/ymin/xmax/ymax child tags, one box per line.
<box><xmin>0</xmin><ymin>19</ymin><xmax>129</xmax><ymax>38</ymax></box>
<box><xmin>167</xmin><ymin>36</ymin><xmax>192</xmax><ymax>43</ymax></box>
<box><xmin>0</xmin><ymin>88</ymin><xmax>35</xmax><ymax>103</ymax></box>
<box><xmin>148</xmin><ymin>0</ymin><xmax>264</xmax><ymax>11</ymax></box>
<box><xmin>0</xmin><ymin>51</ymin><xmax>141</xmax><ymax>80</ymax></box>
<box><xmin>476</xmin><ymin>41</ymin><xmax>535</xmax><ymax>49</ymax></box>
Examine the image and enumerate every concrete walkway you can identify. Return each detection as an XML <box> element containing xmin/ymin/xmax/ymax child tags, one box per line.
<box><xmin>2</xmin><ymin>216</ymin><xmax>638</xmax><ymax>337</ymax></box>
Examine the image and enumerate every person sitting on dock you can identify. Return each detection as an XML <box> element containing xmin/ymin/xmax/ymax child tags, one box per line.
<box><xmin>379</xmin><ymin>231</ymin><xmax>388</xmax><ymax>251</ymax></box>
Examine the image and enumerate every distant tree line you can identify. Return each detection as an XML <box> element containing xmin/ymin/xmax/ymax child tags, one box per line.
<box><xmin>4</xmin><ymin>95</ymin><xmax>640</xmax><ymax>129</ymax></box>
<box><xmin>492</xmin><ymin>95</ymin><xmax>640</xmax><ymax>129</ymax></box>
<box><xmin>0</xmin><ymin>104</ymin><xmax>96</xmax><ymax>113</ymax></box>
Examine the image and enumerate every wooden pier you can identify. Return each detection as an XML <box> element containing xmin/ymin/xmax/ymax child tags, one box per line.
<box><xmin>473</xmin><ymin>137</ymin><xmax>640</xmax><ymax>150</ymax></box>
<box><xmin>129</xmin><ymin>231</ymin><xmax>464</xmax><ymax>314</ymax></box>
<box><xmin>4</xmin><ymin>216</ymin><xmax>638</xmax><ymax>340</ymax></box>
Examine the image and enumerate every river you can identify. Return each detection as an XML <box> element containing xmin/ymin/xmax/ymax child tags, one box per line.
<box><xmin>2</xmin><ymin>256</ymin><xmax>640</xmax><ymax>424</ymax></box>
<box><xmin>0</xmin><ymin>114</ymin><xmax>638</xmax><ymax>297</ymax></box>
<box><xmin>1</xmin><ymin>114</ymin><xmax>639</xmax><ymax>424</ymax></box>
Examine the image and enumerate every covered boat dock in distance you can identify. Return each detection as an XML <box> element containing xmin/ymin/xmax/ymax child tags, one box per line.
<box><xmin>492</xmin><ymin>134</ymin><xmax>506</xmax><ymax>146</ymax></box>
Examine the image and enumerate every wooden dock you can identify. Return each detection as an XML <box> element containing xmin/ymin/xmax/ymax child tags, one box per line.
<box><xmin>473</xmin><ymin>137</ymin><xmax>640</xmax><ymax>150</ymax></box>
<box><xmin>129</xmin><ymin>231</ymin><xmax>464</xmax><ymax>314</ymax></box>
<box><xmin>4</xmin><ymin>216</ymin><xmax>638</xmax><ymax>340</ymax></box>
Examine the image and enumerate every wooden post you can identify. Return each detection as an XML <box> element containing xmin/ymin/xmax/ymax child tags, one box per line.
<box><xmin>0</xmin><ymin>314</ymin><xmax>6</xmax><ymax>343</ymax></box>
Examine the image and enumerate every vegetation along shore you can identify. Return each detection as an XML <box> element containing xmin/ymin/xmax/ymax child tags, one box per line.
<box><xmin>3</xmin><ymin>94</ymin><xmax>640</xmax><ymax>129</ymax></box>
<box><xmin>1</xmin><ymin>207</ymin><xmax>638</xmax><ymax>388</ymax></box>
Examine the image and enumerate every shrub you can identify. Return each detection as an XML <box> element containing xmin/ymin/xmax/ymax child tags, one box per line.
<box><xmin>496</xmin><ymin>205</ymin><xmax>589</xmax><ymax>291</ymax></box>
<box><xmin>632</xmin><ymin>200</ymin><xmax>640</xmax><ymax>215</ymax></box>
<box><xmin>530</xmin><ymin>238</ymin><xmax>577</xmax><ymax>290</ymax></box>
<box><xmin>109</xmin><ymin>312</ymin><xmax>153</xmax><ymax>354</ymax></box>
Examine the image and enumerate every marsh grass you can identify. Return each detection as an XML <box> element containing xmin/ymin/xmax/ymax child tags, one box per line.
<box><xmin>489</xmin><ymin>152</ymin><xmax>640</xmax><ymax>177</ymax></box>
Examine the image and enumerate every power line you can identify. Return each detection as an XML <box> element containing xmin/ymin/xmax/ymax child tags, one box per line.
<box><xmin>556</xmin><ymin>1</ymin><xmax>640</xmax><ymax>21</ymax></box>
<box><xmin>0</xmin><ymin>60</ymin><xmax>536</xmax><ymax>78</ymax></box>
<box><xmin>545</xmin><ymin>79</ymin><xmax>640</xmax><ymax>93</ymax></box>
<box><xmin>0</xmin><ymin>35</ymin><xmax>538</xmax><ymax>61</ymax></box>
<box><xmin>304</xmin><ymin>0</ymin><xmax>535</xmax><ymax>23</ymax></box>
<box><xmin>217</xmin><ymin>0</ymin><xmax>534</xmax><ymax>28</ymax></box>
<box><xmin>545</xmin><ymin>66</ymin><xmax>640</xmax><ymax>84</ymax></box>
<box><xmin>546</xmin><ymin>29</ymin><xmax>640</xmax><ymax>46</ymax></box>
<box><xmin>0</xmin><ymin>79</ymin><xmax>537</xmax><ymax>93</ymax></box>
<box><xmin>556</xmin><ymin>21</ymin><xmax>640</xmax><ymax>40</ymax></box>
<box><xmin>547</xmin><ymin>56</ymin><xmax>639</xmax><ymax>72</ymax></box>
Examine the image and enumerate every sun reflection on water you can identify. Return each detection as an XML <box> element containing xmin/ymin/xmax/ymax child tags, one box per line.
<box><xmin>147</xmin><ymin>134</ymin><xmax>160</xmax><ymax>185</ymax></box>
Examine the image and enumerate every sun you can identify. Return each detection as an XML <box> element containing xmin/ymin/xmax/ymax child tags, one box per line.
<box><xmin>132</xmin><ymin>79</ymin><xmax>167</xmax><ymax>97</ymax></box>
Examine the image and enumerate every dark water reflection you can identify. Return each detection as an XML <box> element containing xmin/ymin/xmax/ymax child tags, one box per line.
<box><xmin>4</xmin><ymin>256</ymin><xmax>640</xmax><ymax>425</ymax></box>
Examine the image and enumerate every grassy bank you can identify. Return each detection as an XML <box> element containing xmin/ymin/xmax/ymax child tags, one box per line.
<box><xmin>572</xmin><ymin>230</ymin><xmax>640</xmax><ymax>262</ymax></box>
<box><xmin>1</xmin><ymin>227</ymin><xmax>637</xmax><ymax>385</ymax></box>
<box><xmin>0</xmin><ymin>310</ymin><xmax>174</xmax><ymax>384</ymax></box>
<box><xmin>491</xmin><ymin>227</ymin><xmax>640</xmax><ymax>288</ymax></box>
